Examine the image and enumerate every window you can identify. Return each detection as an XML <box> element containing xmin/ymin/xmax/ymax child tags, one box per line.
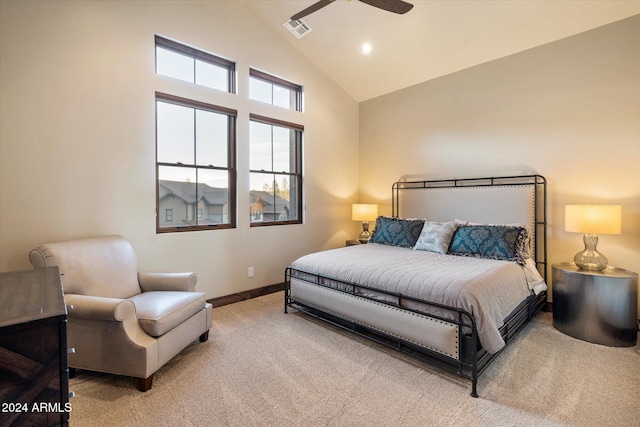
<box><xmin>156</xmin><ymin>93</ymin><xmax>237</xmax><ymax>232</ymax></box>
<box><xmin>155</xmin><ymin>35</ymin><xmax>236</xmax><ymax>93</ymax></box>
<box><xmin>249</xmin><ymin>114</ymin><xmax>302</xmax><ymax>226</ymax></box>
<box><xmin>250</xmin><ymin>69</ymin><xmax>302</xmax><ymax>111</ymax></box>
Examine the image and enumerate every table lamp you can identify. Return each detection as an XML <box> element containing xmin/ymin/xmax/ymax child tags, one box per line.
<box><xmin>565</xmin><ymin>204</ymin><xmax>621</xmax><ymax>271</ymax></box>
<box><xmin>352</xmin><ymin>204</ymin><xmax>378</xmax><ymax>243</ymax></box>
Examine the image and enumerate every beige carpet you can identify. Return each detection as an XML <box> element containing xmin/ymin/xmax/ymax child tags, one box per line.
<box><xmin>68</xmin><ymin>292</ymin><xmax>640</xmax><ymax>426</ymax></box>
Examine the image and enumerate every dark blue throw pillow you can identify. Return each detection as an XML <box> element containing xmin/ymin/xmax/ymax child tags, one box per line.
<box><xmin>369</xmin><ymin>216</ymin><xmax>424</xmax><ymax>248</ymax></box>
<box><xmin>449</xmin><ymin>225</ymin><xmax>529</xmax><ymax>264</ymax></box>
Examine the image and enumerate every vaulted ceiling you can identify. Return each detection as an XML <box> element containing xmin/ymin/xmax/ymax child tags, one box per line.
<box><xmin>245</xmin><ymin>1</ymin><xmax>640</xmax><ymax>101</ymax></box>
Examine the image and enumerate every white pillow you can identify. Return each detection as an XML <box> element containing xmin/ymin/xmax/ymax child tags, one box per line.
<box><xmin>413</xmin><ymin>221</ymin><xmax>459</xmax><ymax>254</ymax></box>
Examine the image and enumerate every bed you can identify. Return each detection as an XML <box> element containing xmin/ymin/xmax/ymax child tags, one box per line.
<box><xmin>284</xmin><ymin>175</ymin><xmax>548</xmax><ymax>397</ymax></box>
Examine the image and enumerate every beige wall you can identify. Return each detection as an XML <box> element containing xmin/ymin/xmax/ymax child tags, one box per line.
<box><xmin>0</xmin><ymin>1</ymin><xmax>360</xmax><ymax>298</ymax></box>
<box><xmin>360</xmin><ymin>16</ymin><xmax>640</xmax><ymax>311</ymax></box>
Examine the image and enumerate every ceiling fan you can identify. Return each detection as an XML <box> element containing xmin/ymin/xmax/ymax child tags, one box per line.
<box><xmin>291</xmin><ymin>0</ymin><xmax>414</xmax><ymax>21</ymax></box>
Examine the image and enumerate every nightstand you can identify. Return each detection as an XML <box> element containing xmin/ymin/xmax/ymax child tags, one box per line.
<box><xmin>552</xmin><ymin>263</ymin><xmax>638</xmax><ymax>347</ymax></box>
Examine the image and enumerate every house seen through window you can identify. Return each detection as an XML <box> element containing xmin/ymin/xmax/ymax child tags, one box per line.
<box><xmin>154</xmin><ymin>35</ymin><xmax>237</xmax><ymax>233</ymax></box>
<box><xmin>248</xmin><ymin>69</ymin><xmax>303</xmax><ymax>226</ymax></box>
<box><xmin>249</xmin><ymin>114</ymin><xmax>302</xmax><ymax>226</ymax></box>
<box><xmin>156</xmin><ymin>93</ymin><xmax>236</xmax><ymax>232</ymax></box>
<box><xmin>154</xmin><ymin>37</ymin><xmax>304</xmax><ymax>231</ymax></box>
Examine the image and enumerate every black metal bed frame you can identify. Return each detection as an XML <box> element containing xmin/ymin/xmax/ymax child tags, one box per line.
<box><xmin>284</xmin><ymin>175</ymin><xmax>548</xmax><ymax>397</ymax></box>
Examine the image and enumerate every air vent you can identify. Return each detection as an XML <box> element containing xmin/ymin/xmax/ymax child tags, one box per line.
<box><xmin>283</xmin><ymin>18</ymin><xmax>312</xmax><ymax>39</ymax></box>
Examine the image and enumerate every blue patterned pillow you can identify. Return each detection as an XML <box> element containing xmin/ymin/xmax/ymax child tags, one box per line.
<box><xmin>370</xmin><ymin>216</ymin><xmax>424</xmax><ymax>248</ymax></box>
<box><xmin>449</xmin><ymin>225</ymin><xmax>529</xmax><ymax>265</ymax></box>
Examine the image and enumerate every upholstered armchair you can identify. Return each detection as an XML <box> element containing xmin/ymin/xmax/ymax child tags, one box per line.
<box><xmin>29</xmin><ymin>235</ymin><xmax>213</xmax><ymax>391</ymax></box>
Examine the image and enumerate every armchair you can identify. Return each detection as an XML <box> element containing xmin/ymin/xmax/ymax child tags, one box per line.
<box><xmin>29</xmin><ymin>235</ymin><xmax>213</xmax><ymax>391</ymax></box>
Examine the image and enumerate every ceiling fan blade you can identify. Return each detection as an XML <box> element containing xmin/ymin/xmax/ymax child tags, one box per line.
<box><xmin>358</xmin><ymin>0</ymin><xmax>414</xmax><ymax>14</ymax></box>
<box><xmin>291</xmin><ymin>0</ymin><xmax>336</xmax><ymax>21</ymax></box>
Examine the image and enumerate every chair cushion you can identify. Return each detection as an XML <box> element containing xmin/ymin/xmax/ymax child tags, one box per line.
<box><xmin>129</xmin><ymin>291</ymin><xmax>206</xmax><ymax>337</ymax></box>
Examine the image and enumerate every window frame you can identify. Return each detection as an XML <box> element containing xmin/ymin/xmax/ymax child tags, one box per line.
<box><xmin>155</xmin><ymin>35</ymin><xmax>236</xmax><ymax>94</ymax></box>
<box><xmin>155</xmin><ymin>92</ymin><xmax>237</xmax><ymax>233</ymax></box>
<box><xmin>249</xmin><ymin>113</ymin><xmax>303</xmax><ymax>227</ymax></box>
<box><xmin>249</xmin><ymin>68</ymin><xmax>303</xmax><ymax>112</ymax></box>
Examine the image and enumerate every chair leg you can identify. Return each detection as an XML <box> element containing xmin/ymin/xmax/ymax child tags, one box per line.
<box><xmin>137</xmin><ymin>375</ymin><xmax>153</xmax><ymax>392</ymax></box>
<box><xmin>199</xmin><ymin>330</ymin><xmax>209</xmax><ymax>342</ymax></box>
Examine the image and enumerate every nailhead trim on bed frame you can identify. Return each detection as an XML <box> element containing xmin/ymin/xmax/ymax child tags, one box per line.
<box><xmin>291</xmin><ymin>281</ymin><xmax>460</xmax><ymax>359</ymax></box>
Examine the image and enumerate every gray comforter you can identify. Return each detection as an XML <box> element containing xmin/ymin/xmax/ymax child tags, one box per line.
<box><xmin>290</xmin><ymin>243</ymin><xmax>546</xmax><ymax>353</ymax></box>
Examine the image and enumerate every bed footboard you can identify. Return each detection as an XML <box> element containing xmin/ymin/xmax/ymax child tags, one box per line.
<box><xmin>291</xmin><ymin>278</ymin><xmax>461</xmax><ymax>359</ymax></box>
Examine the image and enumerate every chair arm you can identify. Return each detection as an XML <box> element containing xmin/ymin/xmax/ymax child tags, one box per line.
<box><xmin>138</xmin><ymin>272</ymin><xmax>197</xmax><ymax>292</ymax></box>
<box><xmin>64</xmin><ymin>294</ymin><xmax>136</xmax><ymax>321</ymax></box>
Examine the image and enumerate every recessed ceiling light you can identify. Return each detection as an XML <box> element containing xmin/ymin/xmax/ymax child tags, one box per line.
<box><xmin>360</xmin><ymin>43</ymin><xmax>372</xmax><ymax>55</ymax></box>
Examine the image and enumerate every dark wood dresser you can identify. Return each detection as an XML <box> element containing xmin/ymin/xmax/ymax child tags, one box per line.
<box><xmin>0</xmin><ymin>267</ymin><xmax>70</xmax><ymax>427</ymax></box>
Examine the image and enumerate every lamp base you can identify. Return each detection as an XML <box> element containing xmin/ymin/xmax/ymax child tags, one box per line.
<box><xmin>358</xmin><ymin>221</ymin><xmax>372</xmax><ymax>244</ymax></box>
<box><xmin>574</xmin><ymin>233</ymin><xmax>608</xmax><ymax>271</ymax></box>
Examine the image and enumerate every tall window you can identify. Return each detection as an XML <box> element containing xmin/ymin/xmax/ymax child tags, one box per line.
<box><xmin>155</xmin><ymin>36</ymin><xmax>237</xmax><ymax>233</ymax></box>
<box><xmin>156</xmin><ymin>35</ymin><xmax>236</xmax><ymax>93</ymax></box>
<box><xmin>156</xmin><ymin>93</ymin><xmax>236</xmax><ymax>232</ymax></box>
<box><xmin>249</xmin><ymin>114</ymin><xmax>302</xmax><ymax>226</ymax></box>
<box><xmin>249</xmin><ymin>68</ymin><xmax>303</xmax><ymax>111</ymax></box>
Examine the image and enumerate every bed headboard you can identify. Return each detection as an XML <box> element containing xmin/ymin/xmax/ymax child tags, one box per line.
<box><xmin>392</xmin><ymin>175</ymin><xmax>547</xmax><ymax>280</ymax></box>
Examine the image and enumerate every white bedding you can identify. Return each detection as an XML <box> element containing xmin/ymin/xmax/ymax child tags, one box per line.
<box><xmin>290</xmin><ymin>243</ymin><xmax>547</xmax><ymax>354</ymax></box>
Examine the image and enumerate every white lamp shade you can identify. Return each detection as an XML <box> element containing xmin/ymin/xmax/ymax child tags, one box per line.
<box><xmin>352</xmin><ymin>204</ymin><xmax>378</xmax><ymax>222</ymax></box>
<box><xmin>565</xmin><ymin>205</ymin><xmax>622</xmax><ymax>235</ymax></box>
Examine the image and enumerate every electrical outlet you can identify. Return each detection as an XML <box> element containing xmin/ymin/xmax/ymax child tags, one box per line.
<box><xmin>248</xmin><ymin>267</ymin><xmax>254</xmax><ymax>278</ymax></box>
